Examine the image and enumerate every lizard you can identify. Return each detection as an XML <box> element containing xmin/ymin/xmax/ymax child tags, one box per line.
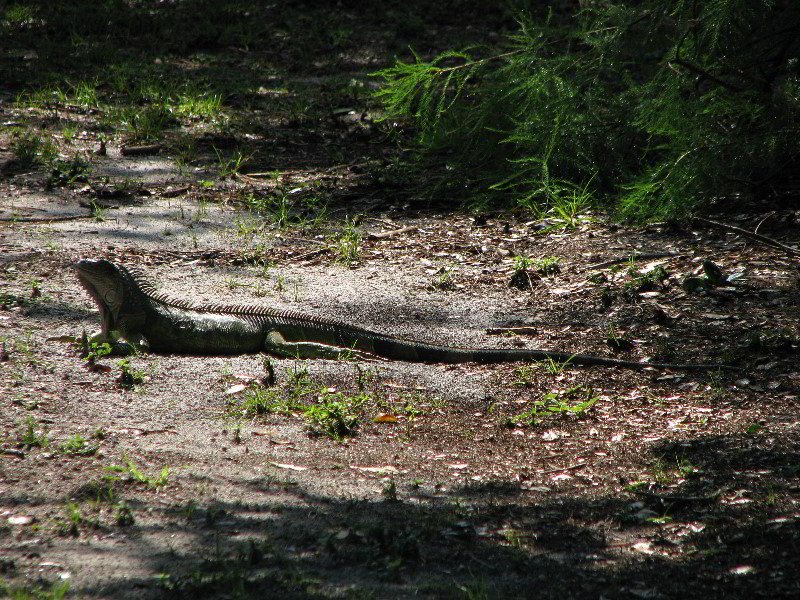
<box><xmin>74</xmin><ymin>258</ymin><xmax>738</xmax><ymax>370</ymax></box>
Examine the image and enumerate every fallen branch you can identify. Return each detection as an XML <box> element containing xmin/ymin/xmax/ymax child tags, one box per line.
<box><xmin>367</xmin><ymin>225</ymin><xmax>418</xmax><ymax>240</ymax></box>
<box><xmin>586</xmin><ymin>251</ymin><xmax>683</xmax><ymax>271</ymax></box>
<box><xmin>693</xmin><ymin>217</ymin><xmax>800</xmax><ymax>257</ymax></box>
<box><xmin>0</xmin><ymin>213</ymin><xmax>94</xmax><ymax>223</ymax></box>
<box><xmin>486</xmin><ymin>326</ymin><xmax>538</xmax><ymax>335</ymax></box>
<box><xmin>161</xmin><ymin>186</ymin><xmax>191</xmax><ymax>198</ymax></box>
<box><xmin>538</xmin><ymin>462</ymin><xmax>587</xmax><ymax>475</ymax></box>
<box><xmin>629</xmin><ymin>487</ymin><xmax>724</xmax><ymax>504</ymax></box>
<box><xmin>121</xmin><ymin>144</ymin><xmax>161</xmax><ymax>156</ymax></box>
<box><xmin>242</xmin><ymin>161</ymin><xmax>370</xmax><ymax>178</ymax></box>
<box><xmin>292</xmin><ymin>246</ymin><xmax>331</xmax><ymax>262</ymax></box>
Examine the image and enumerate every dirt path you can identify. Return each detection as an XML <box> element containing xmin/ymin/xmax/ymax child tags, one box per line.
<box><xmin>3</xmin><ymin>186</ymin><xmax>800</xmax><ymax>598</ymax></box>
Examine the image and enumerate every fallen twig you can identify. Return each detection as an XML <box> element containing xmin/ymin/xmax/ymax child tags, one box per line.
<box><xmin>538</xmin><ymin>462</ymin><xmax>587</xmax><ymax>475</ymax></box>
<box><xmin>586</xmin><ymin>251</ymin><xmax>683</xmax><ymax>271</ymax></box>
<box><xmin>486</xmin><ymin>326</ymin><xmax>538</xmax><ymax>335</ymax></box>
<box><xmin>367</xmin><ymin>225</ymin><xmax>418</xmax><ymax>240</ymax></box>
<box><xmin>293</xmin><ymin>246</ymin><xmax>331</xmax><ymax>262</ymax></box>
<box><xmin>161</xmin><ymin>186</ymin><xmax>191</xmax><ymax>198</ymax></box>
<box><xmin>242</xmin><ymin>161</ymin><xmax>370</xmax><ymax>178</ymax></box>
<box><xmin>629</xmin><ymin>487</ymin><xmax>724</xmax><ymax>504</ymax></box>
<box><xmin>121</xmin><ymin>144</ymin><xmax>161</xmax><ymax>156</ymax></box>
<box><xmin>693</xmin><ymin>216</ymin><xmax>800</xmax><ymax>257</ymax></box>
<box><xmin>0</xmin><ymin>213</ymin><xmax>94</xmax><ymax>223</ymax></box>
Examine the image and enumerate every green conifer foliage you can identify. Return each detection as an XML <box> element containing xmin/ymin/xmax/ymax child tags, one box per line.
<box><xmin>374</xmin><ymin>1</ymin><xmax>800</xmax><ymax>219</ymax></box>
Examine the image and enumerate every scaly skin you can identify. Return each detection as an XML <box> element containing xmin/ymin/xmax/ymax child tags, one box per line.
<box><xmin>74</xmin><ymin>258</ymin><xmax>738</xmax><ymax>370</ymax></box>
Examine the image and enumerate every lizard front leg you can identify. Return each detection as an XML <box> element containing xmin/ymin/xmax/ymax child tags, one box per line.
<box><xmin>82</xmin><ymin>329</ymin><xmax>150</xmax><ymax>356</ymax></box>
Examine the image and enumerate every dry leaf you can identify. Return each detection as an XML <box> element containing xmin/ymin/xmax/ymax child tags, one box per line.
<box><xmin>271</xmin><ymin>463</ymin><xmax>307</xmax><ymax>471</ymax></box>
<box><xmin>373</xmin><ymin>413</ymin><xmax>398</xmax><ymax>423</ymax></box>
<box><xmin>351</xmin><ymin>465</ymin><xmax>399</xmax><ymax>474</ymax></box>
<box><xmin>8</xmin><ymin>515</ymin><xmax>34</xmax><ymax>525</ymax></box>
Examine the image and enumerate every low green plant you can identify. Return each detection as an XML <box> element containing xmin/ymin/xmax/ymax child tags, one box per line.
<box><xmin>11</xmin><ymin>130</ymin><xmax>57</xmax><ymax>168</ymax></box>
<box><xmin>382</xmin><ymin>478</ymin><xmax>399</xmax><ymax>502</ymax></box>
<box><xmin>115</xmin><ymin>501</ymin><xmax>135</xmax><ymax>527</ymax></box>
<box><xmin>234</xmin><ymin>385</ymin><xmax>295</xmax><ymax>417</ymax></box>
<box><xmin>511</xmin><ymin>386</ymin><xmax>598</xmax><ymax>426</ymax></box>
<box><xmin>677</xmin><ymin>458</ymin><xmax>696</xmax><ymax>477</ymax></box>
<box><xmin>19</xmin><ymin>415</ymin><xmax>49</xmax><ymax>448</ymax></box>
<box><xmin>70</xmin><ymin>79</ymin><xmax>99</xmax><ymax>108</ymax></box>
<box><xmin>229</xmin><ymin>364</ymin><xmax>315</xmax><ymax>418</ymax></box>
<box><xmin>110</xmin><ymin>455</ymin><xmax>170</xmax><ymax>488</ymax></box>
<box><xmin>535</xmin><ymin>355</ymin><xmax>575</xmax><ymax>376</ymax></box>
<box><xmin>60</xmin><ymin>434</ymin><xmax>98</xmax><ymax>456</ymax></box>
<box><xmin>214</xmin><ymin>147</ymin><xmax>249</xmax><ymax>177</ymax></box>
<box><xmin>233</xmin><ymin>214</ymin><xmax>262</xmax><ymax>238</ymax></box>
<box><xmin>402</xmin><ymin>394</ymin><xmax>425</xmax><ymax>437</ymax></box>
<box><xmin>330</xmin><ymin>217</ymin><xmax>362</xmax><ymax>264</ymax></box>
<box><xmin>229</xmin><ymin>367</ymin><xmax>368</xmax><ymax>440</ymax></box>
<box><xmin>57</xmin><ymin>502</ymin><xmax>82</xmax><ymax>537</ymax></box>
<box><xmin>4</xmin><ymin>3</ymin><xmax>35</xmax><ymax>25</ymax></box>
<box><xmin>61</xmin><ymin>123</ymin><xmax>78</xmax><ymax>143</ymax></box>
<box><xmin>522</xmin><ymin>180</ymin><xmax>595</xmax><ymax>232</ymax></box>
<box><xmin>513</xmin><ymin>255</ymin><xmax>533</xmax><ymax>271</ymax></box>
<box><xmin>623</xmin><ymin>266</ymin><xmax>668</xmax><ymax>297</ymax></box>
<box><xmin>429</xmin><ymin>265</ymin><xmax>456</xmax><ymax>290</ymax></box>
<box><xmin>0</xmin><ymin>580</ymin><xmax>70</xmax><ymax>600</ymax></box>
<box><xmin>83</xmin><ymin>339</ymin><xmax>112</xmax><ymax>363</ymax></box>
<box><xmin>27</xmin><ymin>278</ymin><xmax>41</xmax><ymax>296</ymax></box>
<box><xmin>651</xmin><ymin>457</ymin><xmax>672</xmax><ymax>485</ymax></box>
<box><xmin>177</xmin><ymin>88</ymin><xmax>223</xmax><ymax>119</ymax></box>
<box><xmin>118</xmin><ymin>105</ymin><xmax>178</xmax><ymax>142</ymax></box>
<box><xmin>534</xmin><ymin>256</ymin><xmax>561</xmax><ymax>275</ymax></box>
<box><xmin>88</xmin><ymin>199</ymin><xmax>107</xmax><ymax>222</ymax></box>
<box><xmin>549</xmin><ymin>182</ymin><xmax>592</xmax><ymax>222</ymax></box>
<box><xmin>304</xmin><ymin>389</ymin><xmax>363</xmax><ymax>440</ymax></box>
<box><xmin>48</xmin><ymin>155</ymin><xmax>90</xmax><ymax>187</ymax></box>
<box><xmin>512</xmin><ymin>363</ymin><xmax>537</xmax><ymax>386</ymax></box>
<box><xmin>587</xmin><ymin>272</ymin><xmax>607</xmax><ymax>284</ymax></box>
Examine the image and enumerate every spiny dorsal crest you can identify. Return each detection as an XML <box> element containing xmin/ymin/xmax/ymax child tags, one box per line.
<box><xmin>117</xmin><ymin>262</ymin><xmax>361</xmax><ymax>330</ymax></box>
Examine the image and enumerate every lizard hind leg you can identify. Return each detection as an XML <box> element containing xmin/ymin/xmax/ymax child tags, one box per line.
<box><xmin>263</xmin><ymin>330</ymin><xmax>375</xmax><ymax>360</ymax></box>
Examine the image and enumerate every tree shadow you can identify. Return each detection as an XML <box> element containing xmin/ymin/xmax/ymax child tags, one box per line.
<box><xmin>44</xmin><ymin>428</ymin><xmax>799</xmax><ymax>599</ymax></box>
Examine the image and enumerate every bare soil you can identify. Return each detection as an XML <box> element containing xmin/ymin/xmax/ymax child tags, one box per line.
<box><xmin>1</xmin><ymin>3</ymin><xmax>799</xmax><ymax>599</ymax></box>
<box><xmin>3</xmin><ymin>182</ymin><xmax>800</xmax><ymax>599</ymax></box>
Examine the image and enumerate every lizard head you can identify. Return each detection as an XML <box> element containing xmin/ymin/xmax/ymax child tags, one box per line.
<box><xmin>74</xmin><ymin>259</ymin><xmax>125</xmax><ymax>335</ymax></box>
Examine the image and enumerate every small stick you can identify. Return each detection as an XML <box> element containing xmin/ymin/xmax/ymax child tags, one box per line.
<box><xmin>629</xmin><ymin>487</ymin><xmax>723</xmax><ymax>504</ymax></box>
<box><xmin>586</xmin><ymin>251</ymin><xmax>682</xmax><ymax>270</ymax></box>
<box><xmin>161</xmin><ymin>186</ymin><xmax>190</xmax><ymax>198</ymax></box>
<box><xmin>486</xmin><ymin>327</ymin><xmax>538</xmax><ymax>335</ymax></box>
<box><xmin>293</xmin><ymin>247</ymin><xmax>331</xmax><ymax>262</ymax></box>
<box><xmin>693</xmin><ymin>216</ymin><xmax>800</xmax><ymax>257</ymax></box>
<box><xmin>0</xmin><ymin>214</ymin><xmax>94</xmax><ymax>223</ymax></box>
<box><xmin>121</xmin><ymin>144</ymin><xmax>161</xmax><ymax>156</ymax></box>
<box><xmin>538</xmin><ymin>462</ymin><xmax>587</xmax><ymax>475</ymax></box>
<box><xmin>367</xmin><ymin>226</ymin><xmax>418</xmax><ymax>240</ymax></box>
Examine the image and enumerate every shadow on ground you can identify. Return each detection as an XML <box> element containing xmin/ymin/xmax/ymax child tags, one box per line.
<box><xmin>8</xmin><ymin>430</ymin><xmax>789</xmax><ymax>599</ymax></box>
